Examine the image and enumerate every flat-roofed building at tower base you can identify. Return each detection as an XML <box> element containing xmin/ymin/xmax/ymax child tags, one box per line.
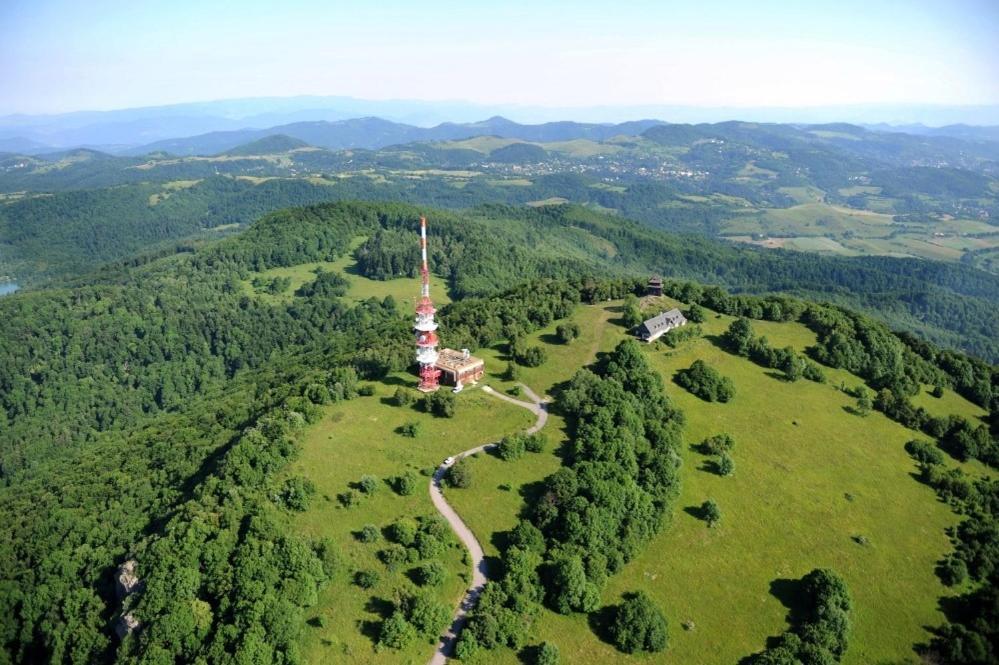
<box><xmin>435</xmin><ymin>348</ymin><xmax>485</xmax><ymax>387</ymax></box>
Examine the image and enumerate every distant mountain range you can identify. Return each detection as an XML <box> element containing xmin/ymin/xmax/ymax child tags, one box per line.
<box><xmin>9</xmin><ymin>114</ymin><xmax>999</xmax><ymax>160</ymax></box>
<box><xmin>862</xmin><ymin>123</ymin><xmax>999</xmax><ymax>143</ymax></box>
<box><xmin>2</xmin><ymin>95</ymin><xmax>998</xmax><ymax>154</ymax></box>
<box><xmin>121</xmin><ymin>116</ymin><xmax>665</xmax><ymax>156</ymax></box>
<box><xmin>0</xmin><ymin>136</ymin><xmax>53</xmax><ymax>154</ymax></box>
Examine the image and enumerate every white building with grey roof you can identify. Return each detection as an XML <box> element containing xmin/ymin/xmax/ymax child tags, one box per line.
<box><xmin>637</xmin><ymin>308</ymin><xmax>688</xmax><ymax>343</ymax></box>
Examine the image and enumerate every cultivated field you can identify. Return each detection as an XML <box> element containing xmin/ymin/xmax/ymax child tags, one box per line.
<box><xmin>720</xmin><ymin>200</ymin><xmax>999</xmax><ymax>264</ymax></box>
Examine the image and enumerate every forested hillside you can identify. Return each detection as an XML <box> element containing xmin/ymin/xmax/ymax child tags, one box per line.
<box><xmin>3</xmin><ymin>178</ymin><xmax>998</xmax><ymax>360</ymax></box>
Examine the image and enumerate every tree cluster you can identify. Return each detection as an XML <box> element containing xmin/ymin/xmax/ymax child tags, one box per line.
<box><xmin>556</xmin><ymin>321</ymin><xmax>580</xmax><ymax>344</ymax></box>
<box><xmin>675</xmin><ymin>359</ymin><xmax>736</xmax><ymax>402</ymax></box>
<box><xmin>609</xmin><ymin>591</ymin><xmax>669</xmax><ymax>653</ymax></box>
<box><xmin>421</xmin><ymin>391</ymin><xmax>457</xmax><ymax>418</ymax></box>
<box><xmin>512</xmin><ymin>340</ymin><xmax>549</xmax><ymax>368</ymax></box>
<box><xmin>744</xmin><ymin>569</ymin><xmax>852</xmax><ymax>664</ymax></box>
<box><xmin>445</xmin><ymin>459</ymin><xmax>473</xmax><ymax>489</ymax></box>
<box><xmin>498</xmin><ymin>432</ymin><xmax>546</xmax><ymax>461</ymax></box>
<box><xmin>721</xmin><ymin>318</ymin><xmax>825</xmax><ymax>383</ymax></box>
<box><xmin>905</xmin><ymin>443</ymin><xmax>999</xmax><ymax>662</ymax></box>
<box><xmin>662</xmin><ymin>323</ymin><xmax>702</xmax><ymax>348</ymax></box>
<box><xmin>378</xmin><ymin>592</ymin><xmax>451</xmax><ymax>650</ymax></box>
<box><xmin>458</xmin><ymin>340</ymin><xmax>683</xmax><ymax>656</ymax></box>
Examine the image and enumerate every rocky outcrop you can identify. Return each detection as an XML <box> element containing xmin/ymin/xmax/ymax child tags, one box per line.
<box><xmin>114</xmin><ymin>612</ymin><xmax>140</xmax><ymax>640</ymax></box>
<box><xmin>114</xmin><ymin>559</ymin><xmax>143</xmax><ymax>640</ymax></box>
<box><xmin>115</xmin><ymin>559</ymin><xmax>142</xmax><ymax>600</ymax></box>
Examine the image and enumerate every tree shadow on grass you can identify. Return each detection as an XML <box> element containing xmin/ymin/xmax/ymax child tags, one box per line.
<box><xmin>490</xmin><ymin>530</ymin><xmax>511</xmax><ymax>555</ymax></box>
<box><xmin>703</xmin><ymin>333</ymin><xmax>728</xmax><ymax>350</ymax></box>
<box><xmin>683</xmin><ymin>504</ymin><xmax>707</xmax><ymax>521</ymax></box>
<box><xmin>482</xmin><ymin>554</ymin><xmax>502</xmax><ymax>578</ymax></box>
<box><xmin>736</xmin><ymin>577</ymin><xmax>809</xmax><ymax>663</ymax></box>
<box><xmin>699</xmin><ymin>459</ymin><xmax>725</xmax><ymax>475</ymax></box>
<box><xmin>586</xmin><ymin>603</ymin><xmax>618</xmax><ymax>648</ymax></box>
<box><xmin>341</xmin><ymin>261</ymin><xmax>364</xmax><ymax>277</ymax></box>
<box><xmin>487</xmin><ymin>340</ymin><xmax>513</xmax><ymax>363</ymax></box>
<box><xmin>404</xmin><ymin>567</ymin><xmax>421</xmax><ymax>586</ymax></box>
<box><xmin>517</xmin><ymin>644</ymin><xmax>543</xmax><ymax>664</ymax></box>
<box><xmin>358</xmin><ymin>619</ymin><xmax>381</xmax><ymax>643</ymax></box>
<box><xmin>539</xmin><ymin>332</ymin><xmax>562</xmax><ymax>345</ymax></box>
<box><xmin>769</xmin><ymin>578</ymin><xmax>810</xmax><ymax>628</ymax></box>
<box><xmin>482</xmin><ymin>446</ymin><xmax>503</xmax><ymax>460</ymax></box>
<box><xmin>912</xmin><ymin>594</ymin><xmax>975</xmax><ymax>662</ymax></box>
<box><xmin>606</xmin><ymin>303</ymin><xmax>630</xmax><ymax>329</ymax></box>
<box><xmin>937</xmin><ymin>590</ymin><xmax>975</xmax><ymax>624</ymax></box>
<box><xmin>364</xmin><ymin>596</ymin><xmax>394</xmax><ymax>619</ymax></box>
<box><xmin>358</xmin><ymin>595</ymin><xmax>394</xmax><ymax>644</ymax></box>
<box><xmin>377</xmin><ymin>374</ymin><xmax>410</xmax><ymax>388</ymax></box>
<box><xmin>517</xmin><ymin>480</ymin><xmax>549</xmax><ymax>520</ymax></box>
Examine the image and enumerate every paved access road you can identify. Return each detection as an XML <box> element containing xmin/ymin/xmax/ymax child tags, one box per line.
<box><xmin>427</xmin><ymin>384</ymin><xmax>548</xmax><ymax>665</ymax></box>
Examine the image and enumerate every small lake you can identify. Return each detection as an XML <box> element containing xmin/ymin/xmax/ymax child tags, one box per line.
<box><xmin>0</xmin><ymin>282</ymin><xmax>19</xmax><ymax>296</ymax></box>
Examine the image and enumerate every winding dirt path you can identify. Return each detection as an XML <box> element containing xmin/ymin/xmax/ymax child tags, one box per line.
<box><xmin>427</xmin><ymin>384</ymin><xmax>548</xmax><ymax>665</ymax></box>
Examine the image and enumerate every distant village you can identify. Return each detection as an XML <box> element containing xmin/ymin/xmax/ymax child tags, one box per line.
<box><xmin>475</xmin><ymin>154</ymin><xmax>710</xmax><ymax>184</ymax></box>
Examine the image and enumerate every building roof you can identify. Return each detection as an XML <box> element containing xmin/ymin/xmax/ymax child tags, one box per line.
<box><xmin>648</xmin><ymin>275</ymin><xmax>663</xmax><ymax>284</ymax></box>
<box><xmin>435</xmin><ymin>348</ymin><xmax>484</xmax><ymax>372</ymax></box>
<box><xmin>639</xmin><ymin>308</ymin><xmax>687</xmax><ymax>335</ymax></box>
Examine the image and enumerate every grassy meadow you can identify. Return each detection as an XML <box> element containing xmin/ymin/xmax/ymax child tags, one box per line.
<box><xmin>445</xmin><ymin>301</ymin><xmax>981</xmax><ymax>665</ymax></box>
<box><xmin>718</xmin><ymin>200</ymin><xmax>999</xmax><ymax>264</ymax></box>
<box><xmin>283</xmin><ymin>382</ymin><xmax>533</xmax><ymax>664</ymax></box>
<box><xmin>242</xmin><ymin>236</ymin><xmax>453</xmax><ymax>307</ymax></box>
<box><xmin>278</xmin><ymin>259</ymin><xmax>987</xmax><ymax>664</ymax></box>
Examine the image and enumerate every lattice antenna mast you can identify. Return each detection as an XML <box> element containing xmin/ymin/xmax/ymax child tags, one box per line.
<box><xmin>414</xmin><ymin>216</ymin><xmax>441</xmax><ymax>392</ymax></box>
<box><xmin>420</xmin><ymin>216</ymin><xmax>431</xmax><ymax>298</ymax></box>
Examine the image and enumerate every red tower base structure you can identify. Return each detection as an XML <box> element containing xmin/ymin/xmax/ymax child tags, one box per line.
<box><xmin>418</xmin><ymin>363</ymin><xmax>441</xmax><ymax>392</ymax></box>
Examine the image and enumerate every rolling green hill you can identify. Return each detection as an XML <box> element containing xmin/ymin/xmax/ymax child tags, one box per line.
<box><xmin>221</xmin><ymin>133</ymin><xmax>311</xmax><ymax>156</ymax></box>
<box><xmin>443</xmin><ymin>302</ymin><xmax>972</xmax><ymax>665</ymax></box>
<box><xmin>0</xmin><ymin>200</ymin><xmax>996</xmax><ymax>665</ymax></box>
<box><xmin>2</xmin><ymin>184</ymin><xmax>998</xmax><ymax>360</ymax></box>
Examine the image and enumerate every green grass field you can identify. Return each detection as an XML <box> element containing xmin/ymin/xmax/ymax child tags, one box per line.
<box><xmin>243</xmin><ymin>237</ymin><xmax>453</xmax><ymax>307</ymax></box>
<box><xmin>541</xmin><ymin>139</ymin><xmax>624</xmax><ymax>158</ymax></box>
<box><xmin>752</xmin><ymin>203</ymin><xmax>895</xmax><ymax>236</ymax></box>
<box><xmin>279</xmin><ymin>258</ymin><xmax>987</xmax><ymax>664</ymax></box>
<box><xmin>283</xmin><ymin>382</ymin><xmax>534</xmax><ymax>664</ymax></box>
<box><xmin>716</xmin><ymin>198</ymin><xmax>999</xmax><ymax>265</ymax></box>
<box><xmin>910</xmin><ymin>384</ymin><xmax>986</xmax><ymax>422</ymax></box>
<box><xmin>726</xmin><ymin>235</ymin><xmax>860</xmax><ymax>256</ymax></box>
<box><xmin>445</xmin><ymin>302</ymin><xmax>978</xmax><ymax>665</ymax></box>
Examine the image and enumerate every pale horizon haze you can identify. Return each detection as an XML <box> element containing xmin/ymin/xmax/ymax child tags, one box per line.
<box><xmin>1</xmin><ymin>0</ymin><xmax>998</xmax><ymax>116</ymax></box>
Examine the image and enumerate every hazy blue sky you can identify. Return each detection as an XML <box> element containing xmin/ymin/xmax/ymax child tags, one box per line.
<box><xmin>1</xmin><ymin>0</ymin><xmax>997</xmax><ymax>114</ymax></box>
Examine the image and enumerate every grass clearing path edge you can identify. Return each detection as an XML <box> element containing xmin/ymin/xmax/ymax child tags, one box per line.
<box><xmin>427</xmin><ymin>384</ymin><xmax>548</xmax><ymax>664</ymax></box>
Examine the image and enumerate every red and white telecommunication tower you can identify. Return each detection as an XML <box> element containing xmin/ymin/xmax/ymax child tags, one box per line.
<box><xmin>414</xmin><ymin>215</ymin><xmax>441</xmax><ymax>392</ymax></box>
